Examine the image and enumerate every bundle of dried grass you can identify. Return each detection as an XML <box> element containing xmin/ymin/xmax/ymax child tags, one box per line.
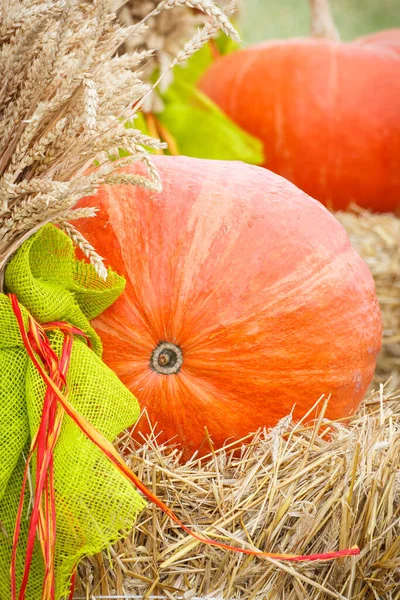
<box><xmin>336</xmin><ymin>208</ymin><xmax>400</xmax><ymax>390</ymax></box>
<box><xmin>74</xmin><ymin>390</ymin><xmax>400</xmax><ymax>599</ymax></box>
<box><xmin>0</xmin><ymin>0</ymin><xmax>238</xmax><ymax>283</ymax></box>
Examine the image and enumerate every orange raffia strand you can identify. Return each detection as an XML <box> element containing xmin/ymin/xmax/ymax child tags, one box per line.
<box><xmin>9</xmin><ymin>295</ymin><xmax>360</xmax><ymax>600</ymax></box>
<box><xmin>208</xmin><ymin>38</ymin><xmax>221</xmax><ymax>60</ymax></box>
<box><xmin>145</xmin><ymin>113</ymin><xmax>164</xmax><ymax>155</ymax></box>
<box><xmin>154</xmin><ymin>118</ymin><xmax>179</xmax><ymax>156</ymax></box>
<box><xmin>144</xmin><ymin>114</ymin><xmax>179</xmax><ymax>157</ymax></box>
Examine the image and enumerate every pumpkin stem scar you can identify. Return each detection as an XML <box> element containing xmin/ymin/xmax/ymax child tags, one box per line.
<box><xmin>151</xmin><ymin>341</ymin><xmax>183</xmax><ymax>375</ymax></box>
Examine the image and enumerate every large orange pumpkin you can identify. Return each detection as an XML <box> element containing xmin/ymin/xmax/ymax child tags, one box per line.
<box><xmin>76</xmin><ymin>156</ymin><xmax>382</xmax><ymax>459</ymax></box>
<box><xmin>198</xmin><ymin>39</ymin><xmax>400</xmax><ymax>212</ymax></box>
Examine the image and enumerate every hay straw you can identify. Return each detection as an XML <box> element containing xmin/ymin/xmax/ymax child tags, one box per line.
<box><xmin>74</xmin><ymin>389</ymin><xmax>399</xmax><ymax>599</ymax></box>
<box><xmin>336</xmin><ymin>207</ymin><xmax>400</xmax><ymax>391</ymax></box>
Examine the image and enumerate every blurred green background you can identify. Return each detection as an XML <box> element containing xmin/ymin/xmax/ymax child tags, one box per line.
<box><xmin>240</xmin><ymin>0</ymin><xmax>400</xmax><ymax>44</ymax></box>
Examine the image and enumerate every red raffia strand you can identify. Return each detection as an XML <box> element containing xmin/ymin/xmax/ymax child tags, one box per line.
<box><xmin>9</xmin><ymin>295</ymin><xmax>360</xmax><ymax>600</ymax></box>
<box><xmin>67</xmin><ymin>569</ymin><xmax>76</xmax><ymax>600</ymax></box>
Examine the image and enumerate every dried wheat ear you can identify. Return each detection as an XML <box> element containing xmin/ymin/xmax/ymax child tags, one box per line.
<box><xmin>0</xmin><ymin>0</ymin><xmax>238</xmax><ymax>283</ymax></box>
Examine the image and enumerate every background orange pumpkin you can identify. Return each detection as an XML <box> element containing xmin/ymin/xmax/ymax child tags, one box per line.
<box><xmin>198</xmin><ymin>39</ymin><xmax>400</xmax><ymax>212</ymax></box>
<box><xmin>76</xmin><ymin>156</ymin><xmax>382</xmax><ymax>459</ymax></box>
<box><xmin>355</xmin><ymin>28</ymin><xmax>400</xmax><ymax>55</ymax></box>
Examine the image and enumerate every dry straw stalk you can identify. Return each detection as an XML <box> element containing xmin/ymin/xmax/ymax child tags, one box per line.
<box><xmin>75</xmin><ymin>390</ymin><xmax>400</xmax><ymax>599</ymax></box>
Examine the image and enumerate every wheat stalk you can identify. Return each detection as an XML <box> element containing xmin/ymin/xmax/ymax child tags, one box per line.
<box><xmin>0</xmin><ymin>0</ymin><xmax>237</xmax><ymax>283</ymax></box>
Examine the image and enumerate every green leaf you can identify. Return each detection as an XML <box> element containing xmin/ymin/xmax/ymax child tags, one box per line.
<box><xmin>128</xmin><ymin>32</ymin><xmax>263</xmax><ymax>165</ymax></box>
<box><xmin>214</xmin><ymin>31</ymin><xmax>241</xmax><ymax>56</ymax></box>
<box><xmin>169</xmin><ymin>31</ymin><xmax>241</xmax><ymax>92</ymax></box>
<box><xmin>157</xmin><ymin>81</ymin><xmax>264</xmax><ymax>164</ymax></box>
<box><xmin>172</xmin><ymin>43</ymin><xmax>215</xmax><ymax>89</ymax></box>
<box><xmin>120</xmin><ymin>113</ymin><xmax>157</xmax><ymax>156</ymax></box>
<box><xmin>125</xmin><ymin>113</ymin><xmax>151</xmax><ymax>136</ymax></box>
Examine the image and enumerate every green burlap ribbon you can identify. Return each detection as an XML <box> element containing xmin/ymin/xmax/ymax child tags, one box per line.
<box><xmin>0</xmin><ymin>225</ymin><xmax>145</xmax><ymax>599</ymax></box>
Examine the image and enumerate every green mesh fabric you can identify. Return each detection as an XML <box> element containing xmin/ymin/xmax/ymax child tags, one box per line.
<box><xmin>0</xmin><ymin>225</ymin><xmax>145</xmax><ymax>599</ymax></box>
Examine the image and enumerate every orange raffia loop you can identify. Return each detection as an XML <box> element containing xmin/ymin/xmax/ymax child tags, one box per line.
<box><xmin>9</xmin><ymin>294</ymin><xmax>361</xmax><ymax>600</ymax></box>
<box><xmin>41</xmin><ymin>322</ymin><xmax>92</xmax><ymax>350</ymax></box>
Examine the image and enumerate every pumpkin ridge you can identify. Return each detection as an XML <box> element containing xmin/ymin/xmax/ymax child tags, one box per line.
<box><xmin>170</xmin><ymin>222</ymin><xmax>354</xmax><ymax>349</ymax></box>
<box><xmin>180</xmin><ymin>242</ymin><xmax>360</xmax><ymax>352</ymax></box>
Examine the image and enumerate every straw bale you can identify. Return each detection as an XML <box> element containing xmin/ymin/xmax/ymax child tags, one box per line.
<box><xmin>336</xmin><ymin>208</ymin><xmax>400</xmax><ymax>392</ymax></box>
<box><xmin>74</xmin><ymin>390</ymin><xmax>400</xmax><ymax>599</ymax></box>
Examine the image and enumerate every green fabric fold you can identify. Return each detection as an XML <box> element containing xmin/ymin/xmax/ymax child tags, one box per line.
<box><xmin>0</xmin><ymin>225</ymin><xmax>145</xmax><ymax>599</ymax></box>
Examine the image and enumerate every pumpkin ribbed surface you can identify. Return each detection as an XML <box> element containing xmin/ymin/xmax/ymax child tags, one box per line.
<box><xmin>76</xmin><ymin>156</ymin><xmax>382</xmax><ymax>458</ymax></box>
<box><xmin>199</xmin><ymin>39</ymin><xmax>400</xmax><ymax>212</ymax></box>
<box><xmin>355</xmin><ymin>28</ymin><xmax>400</xmax><ymax>55</ymax></box>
